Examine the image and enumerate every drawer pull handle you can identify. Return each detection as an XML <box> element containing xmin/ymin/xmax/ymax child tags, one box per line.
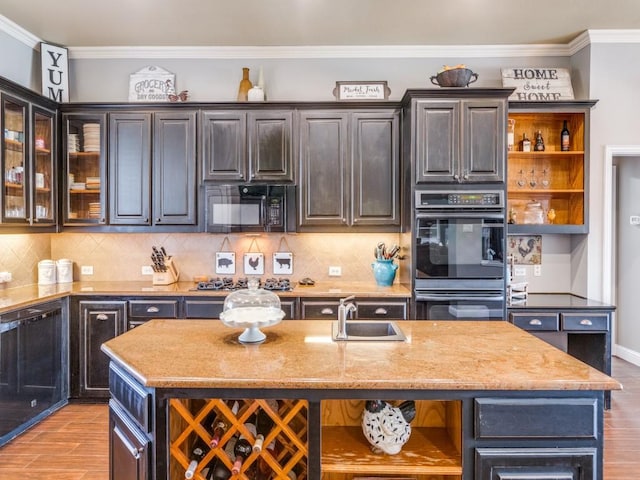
<box><xmin>146</xmin><ymin>306</ymin><xmax>160</xmax><ymax>313</ymax></box>
<box><xmin>96</xmin><ymin>313</ymin><xmax>109</xmax><ymax>321</ymax></box>
<box><xmin>320</xmin><ymin>308</ymin><xmax>334</xmax><ymax>315</ymax></box>
<box><xmin>580</xmin><ymin>319</ymin><xmax>593</xmax><ymax>326</ymax></box>
<box><xmin>374</xmin><ymin>308</ymin><xmax>388</xmax><ymax>315</ymax></box>
<box><xmin>528</xmin><ymin>319</ymin><xmax>543</xmax><ymax>326</ymax></box>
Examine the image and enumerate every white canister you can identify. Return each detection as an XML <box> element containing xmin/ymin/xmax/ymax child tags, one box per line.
<box><xmin>38</xmin><ymin>260</ymin><xmax>57</xmax><ymax>285</ymax></box>
<box><xmin>56</xmin><ymin>259</ymin><xmax>73</xmax><ymax>283</ymax></box>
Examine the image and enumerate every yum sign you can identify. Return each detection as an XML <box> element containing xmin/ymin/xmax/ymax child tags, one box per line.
<box><xmin>40</xmin><ymin>42</ymin><xmax>69</xmax><ymax>103</ymax></box>
<box><xmin>501</xmin><ymin>67</ymin><xmax>574</xmax><ymax>101</ymax></box>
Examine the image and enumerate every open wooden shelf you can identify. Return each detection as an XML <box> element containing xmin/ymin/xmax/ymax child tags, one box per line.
<box><xmin>322</xmin><ymin>426</ymin><xmax>462</xmax><ymax>476</ymax></box>
<box><xmin>321</xmin><ymin>399</ymin><xmax>462</xmax><ymax>479</ymax></box>
<box><xmin>507</xmin><ymin>104</ymin><xmax>593</xmax><ymax>233</ymax></box>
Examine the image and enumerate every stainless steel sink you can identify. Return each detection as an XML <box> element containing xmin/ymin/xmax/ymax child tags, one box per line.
<box><xmin>331</xmin><ymin>320</ymin><xmax>406</xmax><ymax>341</ymax></box>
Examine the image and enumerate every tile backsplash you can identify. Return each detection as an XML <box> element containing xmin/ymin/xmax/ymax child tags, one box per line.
<box><xmin>0</xmin><ymin>234</ymin><xmax>52</xmax><ymax>288</ymax></box>
<box><xmin>20</xmin><ymin>232</ymin><xmax>407</xmax><ymax>285</ymax></box>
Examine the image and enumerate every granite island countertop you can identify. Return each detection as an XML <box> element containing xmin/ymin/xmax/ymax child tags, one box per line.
<box><xmin>101</xmin><ymin>319</ymin><xmax>621</xmax><ymax>392</ymax></box>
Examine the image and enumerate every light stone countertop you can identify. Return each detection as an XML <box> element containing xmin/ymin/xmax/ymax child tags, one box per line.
<box><xmin>0</xmin><ymin>281</ymin><xmax>412</xmax><ymax>314</ymax></box>
<box><xmin>101</xmin><ymin>319</ymin><xmax>621</xmax><ymax>392</ymax></box>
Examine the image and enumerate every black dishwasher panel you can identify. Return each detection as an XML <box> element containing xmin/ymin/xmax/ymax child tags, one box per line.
<box><xmin>0</xmin><ymin>301</ymin><xmax>67</xmax><ymax>446</ymax></box>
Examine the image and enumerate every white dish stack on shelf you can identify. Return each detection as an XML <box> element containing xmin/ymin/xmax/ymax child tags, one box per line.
<box><xmin>82</xmin><ymin>123</ymin><xmax>100</xmax><ymax>152</ymax></box>
<box><xmin>68</xmin><ymin>133</ymin><xmax>80</xmax><ymax>153</ymax></box>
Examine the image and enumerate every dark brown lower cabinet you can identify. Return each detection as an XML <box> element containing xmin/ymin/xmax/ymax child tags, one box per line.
<box><xmin>77</xmin><ymin>300</ymin><xmax>127</xmax><ymax>399</ymax></box>
<box><xmin>110</xmin><ymin>399</ymin><xmax>150</xmax><ymax>480</ymax></box>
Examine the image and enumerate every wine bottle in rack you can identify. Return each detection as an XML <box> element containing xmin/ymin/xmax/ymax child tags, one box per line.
<box><xmin>210</xmin><ymin>400</ymin><xmax>239</xmax><ymax>448</ymax></box>
<box><xmin>231</xmin><ymin>420</ymin><xmax>257</xmax><ymax>475</ymax></box>
<box><xmin>206</xmin><ymin>457</ymin><xmax>231</xmax><ymax>480</ymax></box>
<box><xmin>184</xmin><ymin>438</ymin><xmax>208</xmax><ymax>479</ymax></box>
<box><xmin>253</xmin><ymin>400</ymin><xmax>277</xmax><ymax>453</ymax></box>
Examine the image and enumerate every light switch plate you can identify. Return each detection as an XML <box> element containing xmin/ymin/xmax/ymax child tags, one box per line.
<box><xmin>329</xmin><ymin>266</ymin><xmax>342</xmax><ymax>276</ymax></box>
<box><xmin>81</xmin><ymin>265</ymin><xmax>94</xmax><ymax>275</ymax></box>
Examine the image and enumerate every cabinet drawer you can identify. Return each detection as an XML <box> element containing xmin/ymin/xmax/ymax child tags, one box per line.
<box><xmin>128</xmin><ymin>300</ymin><xmax>179</xmax><ymax>319</ymax></box>
<box><xmin>184</xmin><ymin>299</ymin><xmax>224</xmax><ymax>319</ymax></box>
<box><xmin>509</xmin><ymin>312</ymin><xmax>559</xmax><ymax>331</ymax></box>
<box><xmin>561</xmin><ymin>313</ymin><xmax>609</xmax><ymax>331</ymax></box>
<box><xmin>109</xmin><ymin>363</ymin><xmax>151</xmax><ymax>433</ymax></box>
<box><xmin>475</xmin><ymin>398</ymin><xmax>597</xmax><ymax>439</ymax></box>
<box><xmin>476</xmin><ymin>447</ymin><xmax>596</xmax><ymax>479</ymax></box>
<box><xmin>301</xmin><ymin>301</ymin><xmax>339</xmax><ymax>319</ymax></box>
<box><xmin>356</xmin><ymin>301</ymin><xmax>407</xmax><ymax>320</ymax></box>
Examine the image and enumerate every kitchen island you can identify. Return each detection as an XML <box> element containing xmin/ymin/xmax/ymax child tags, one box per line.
<box><xmin>102</xmin><ymin>319</ymin><xmax>620</xmax><ymax>480</ymax></box>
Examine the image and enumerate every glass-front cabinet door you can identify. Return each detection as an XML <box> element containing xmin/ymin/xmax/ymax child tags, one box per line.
<box><xmin>2</xmin><ymin>94</ymin><xmax>29</xmax><ymax>223</ymax></box>
<box><xmin>32</xmin><ymin>107</ymin><xmax>56</xmax><ymax>225</ymax></box>
<box><xmin>62</xmin><ymin>113</ymin><xmax>107</xmax><ymax>224</ymax></box>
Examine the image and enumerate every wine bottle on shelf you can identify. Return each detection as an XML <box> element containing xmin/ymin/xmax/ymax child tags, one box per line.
<box><xmin>521</xmin><ymin>133</ymin><xmax>531</xmax><ymax>152</ymax></box>
<box><xmin>184</xmin><ymin>438</ymin><xmax>208</xmax><ymax>479</ymax></box>
<box><xmin>534</xmin><ymin>130</ymin><xmax>545</xmax><ymax>151</ymax></box>
<box><xmin>561</xmin><ymin>120</ymin><xmax>570</xmax><ymax>151</ymax></box>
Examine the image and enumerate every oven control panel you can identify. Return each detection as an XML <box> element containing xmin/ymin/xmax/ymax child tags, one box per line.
<box><xmin>415</xmin><ymin>190</ymin><xmax>504</xmax><ymax>208</ymax></box>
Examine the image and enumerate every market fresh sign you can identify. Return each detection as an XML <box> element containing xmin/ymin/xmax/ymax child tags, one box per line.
<box><xmin>501</xmin><ymin>67</ymin><xmax>574</xmax><ymax>101</ymax></box>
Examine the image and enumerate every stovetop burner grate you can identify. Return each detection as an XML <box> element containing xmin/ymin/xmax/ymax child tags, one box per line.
<box><xmin>195</xmin><ymin>277</ymin><xmax>293</xmax><ymax>292</ymax></box>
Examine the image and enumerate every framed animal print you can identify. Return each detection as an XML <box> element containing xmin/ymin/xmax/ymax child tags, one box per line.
<box><xmin>215</xmin><ymin>252</ymin><xmax>236</xmax><ymax>275</ymax></box>
<box><xmin>273</xmin><ymin>252</ymin><xmax>293</xmax><ymax>275</ymax></box>
<box><xmin>244</xmin><ymin>252</ymin><xmax>264</xmax><ymax>275</ymax></box>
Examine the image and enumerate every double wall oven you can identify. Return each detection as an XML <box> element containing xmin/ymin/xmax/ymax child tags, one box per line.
<box><xmin>413</xmin><ymin>190</ymin><xmax>506</xmax><ymax>320</ymax></box>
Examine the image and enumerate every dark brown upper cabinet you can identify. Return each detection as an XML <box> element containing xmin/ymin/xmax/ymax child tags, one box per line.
<box><xmin>298</xmin><ymin>109</ymin><xmax>400</xmax><ymax>231</ymax></box>
<box><xmin>201</xmin><ymin>109</ymin><xmax>294</xmax><ymax>183</ymax></box>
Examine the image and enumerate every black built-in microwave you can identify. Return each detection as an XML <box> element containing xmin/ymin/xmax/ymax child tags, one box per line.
<box><xmin>204</xmin><ymin>185</ymin><xmax>296</xmax><ymax>233</ymax></box>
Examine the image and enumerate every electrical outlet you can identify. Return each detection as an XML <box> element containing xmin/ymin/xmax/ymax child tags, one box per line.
<box><xmin>81</xmin><ymin>265</ymin><xmax>94</xmax><ymax>275</ymax></box>
<box><xmin>0</xmin><ymin>271</ymin><xmax>11</xmax><ymax>283</ymax></box>
<box><xmin>534</xmin><ymin>264</ymin><xmax>542</xmax><ymax>276</ymax></box>
<box><xmin>328</xmin><ymin>266</ymin><xmax>342</xmax><ymax>277</ymax></box>
<box><xmin>141</xmin><ymin>265</ymin><xmax>154</xmax><ymax>275</ymax></box>
<box><xmin>514</xmin><ymin>266</ymin><xmax>526</xmax><ymax>277</ymax></box>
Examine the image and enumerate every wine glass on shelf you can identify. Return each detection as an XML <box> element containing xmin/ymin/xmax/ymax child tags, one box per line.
<box><xmin>540</xmin><ymin>169</ymin><xmax>550</xmax><ymax>189</ymax></box>
<box><xmin>516</xmin><ymin>169</ymin><xmax>526</xmax><ymax>188</ymax></box>
<box><xmin>529</xmin><ymin>169</ymin><xmax>537</xmax><ymax>188</ymax></box>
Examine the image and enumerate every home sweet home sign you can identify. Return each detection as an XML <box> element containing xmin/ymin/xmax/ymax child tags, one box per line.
<box><xmin>501</xmin><ymin>67</ymin><xmax>575</xmax><ymax>101</ymax></box>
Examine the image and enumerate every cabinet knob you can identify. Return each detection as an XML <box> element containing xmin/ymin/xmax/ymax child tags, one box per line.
<box><xmin>146</xmin><ymin>306</ymin><xmax>160</xmax><ymax>313</ymax></box>
<box><xmin>320</xmin><ymin>308</ymin><xmax>334</xmax><ymax>316</ymax></box>
<box><xmin>579</xmin><ymin>319</ymin><xmax>593</xmax><ymax>326</ymax></box>
<box><xmin>453</xmin><ymin>174</ymin><xmax>459</xmax><ymax>180</ymax></box>
<box><xmin>528</xmin><ymin>318</ymin><xmax>543</xmax><ymax>326</ymax></box>
<box><xmin>463</xmin><ymin>172</ymin><xmax>469</xmax><ymax>180</ymax></box>
<box><xmin>96</xmin><ymin>313</ymin><xmax>109</xmax><ymax>321</ymax></box>
<box><xmin>155</xmin><ymin>218</ymin><xmax>161</xmax><ymax>222</ymax></box>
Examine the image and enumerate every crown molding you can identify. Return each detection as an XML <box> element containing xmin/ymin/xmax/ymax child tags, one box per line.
<box><xmin>0</xmin><ymin>14</ymin><xmax>41</xmax><ymax>49</ymax></box>
<box><xmin>68</xmin><ymin>43</ymin><xmax>571</xmax><ymax>60</ymax></box>
<box><xmin>2</xmin><ymin>14</ymin><xmax>639</xmax><ymax>60</ymax></box>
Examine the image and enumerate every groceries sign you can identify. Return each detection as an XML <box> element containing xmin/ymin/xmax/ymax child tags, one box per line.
<box><xmin>128</xmin><ymin>66</ymin><xmax>175</xmax><ymax>102</ymax></box>
<box><xmin>501</xmin><ymin>67</ymin><xmax>575</xmax><ymax>101</ymax></box>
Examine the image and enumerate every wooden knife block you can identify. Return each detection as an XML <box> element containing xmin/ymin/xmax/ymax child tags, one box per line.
<box><xmin>152</xmin><ymin>258</ymin><xmax>179</xmax><ymax>286</ymax></box>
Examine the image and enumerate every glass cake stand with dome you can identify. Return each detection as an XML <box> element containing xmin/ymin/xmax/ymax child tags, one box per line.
<box><xmin>219</xmin><ymin>278</ymin><xmax>285</xmax><ymax>343</ymax></box>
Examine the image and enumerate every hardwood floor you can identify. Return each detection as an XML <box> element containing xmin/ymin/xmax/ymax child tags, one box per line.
<box><xmin>0</xmin><ymin>357</ymin><xmax>638</xmax><ymax>479</ymax></box>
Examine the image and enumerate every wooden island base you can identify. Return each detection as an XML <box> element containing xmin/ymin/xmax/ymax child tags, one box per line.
<box><xmin>102</xmin><ymin>320</ymin><xmax>620</xmax><ymax>480</ymax></box>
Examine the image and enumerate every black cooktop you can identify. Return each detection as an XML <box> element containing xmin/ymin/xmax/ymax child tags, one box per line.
<box><xmin>195</xmin><ymin>277</ymin><xmax>293</xmax><ymax>292</ymax></box>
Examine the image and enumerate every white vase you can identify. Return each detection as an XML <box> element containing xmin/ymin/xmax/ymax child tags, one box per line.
<box><xmin>248</xmin><ymin>86</ymin><xmax>265</xmax><ymax>101</ymax></box>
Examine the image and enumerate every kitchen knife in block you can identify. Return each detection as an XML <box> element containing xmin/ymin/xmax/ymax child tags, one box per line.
<box><xmin>152</xmin><ymin>257</ymin><xmax>180</xmax><ymax>285</ymax></box>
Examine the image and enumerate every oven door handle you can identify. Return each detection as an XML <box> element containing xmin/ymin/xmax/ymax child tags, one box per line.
<box><xmin>415</xmin><ymin>212</ymin><xmax>504</xmax><ymax>221</ymax></box>
<box><xmin>415</xmin><ymin>293</ymin><xmax>505</xmax><ymax>302</ymax></box>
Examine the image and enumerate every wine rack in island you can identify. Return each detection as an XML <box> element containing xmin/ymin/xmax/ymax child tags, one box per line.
<box><xmin>507</xmin><ymin>100</ymin><xmax>597</xmax><ymax>234</ymax></box>
<box><xmin>169</xmin><ymin>398</ymin><xmax>462</xmax><ymax>480</ymax></box>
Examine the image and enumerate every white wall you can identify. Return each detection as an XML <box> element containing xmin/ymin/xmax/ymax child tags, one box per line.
<box><xmin>586</xmin><ymin>43</ymin><xmax>640</xmax><ymax>300</ymax></box>
<box><xmin>68</xmin><ymin>56</ymin><xmax>571</xmax><ymax>102</ymax></box>
<box><xmin>0</xmin><ymin>29</ymin><xmax>39</xmax><ymax>92</ymax></box>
